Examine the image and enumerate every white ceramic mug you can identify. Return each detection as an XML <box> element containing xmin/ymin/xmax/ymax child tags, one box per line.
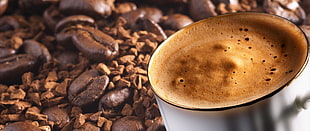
<box><xmin>148</xmin><ymin>12</ymin><xmax>310</xmax><ymax>131</ymax></box>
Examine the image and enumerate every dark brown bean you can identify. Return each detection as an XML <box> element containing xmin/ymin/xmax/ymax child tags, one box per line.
<box><xmin>0</xmin><ymin>48</ymin><xmax>16</xmax><ymax>58</ymax></box>
<box><xmin>140</xmin><ymin>7</ymin><xmax>163</xmax><ymax>23</ymax></box>
<box><xmin>0</xmin><ymin>0</ymin><xmax>8</xmax><ymax>16</ymax></box>
<box><xmin>146</xmin><ymin>117</ymin><xmax>166</xmax><ymax>131</ymax></box>
<box><xmin>59</xmin><ymin>0</ymin><xmax>115</xmax><ymax>18</ymax></box>
<box><xmin>188</xmin><ymin>0</ymin><xmax>217</xmax><ymax>21</ymax></box>
<box><xmin>264</xmin><ymin>0</ymin><xmax>306</xmax><ymax>24</ymax></box>
<box><xmin>55</xmin><ymin>51</ymin><xmax>79</xmax><ymax>66</ymax></box>
<box><xmin>68</xmin><ymin>69</ymin><xmax>109</xmax><ymax>107</ymax></box>
<box><xmin>3</xmin><ymin>121</ymin><xmax>40</xmax><ymax>131</ymax></box>
<box><xmin>99</xmin><ymin>88</ymin><xmax>131</xmax><ymax>109</ymax></box>
<box><xmin>160</xmin><ymin>14</ymin><xmax>194</xmax><ymax>30</ymax></box>
<box><xmin>302</xmin><ymin>0</ymin><xmax>310</xmax><ymax>15</ymax></box>
<box><xmin>43</xmin><ymin>5</ymin><xmax>64</xmax><ymax>32</ymax></box>
<box><xmin>121</xmin><ymin>7</ymin><xmax>163</xmax><ymax>30</ymax></box>
<box><xmin>137</xmin><ymin>17</ymin><xmax>167</xmax><ymax>40</ymax></box>
<box><xmin>0</xmin><ymin>16</ymin><xmax>19</xmax><ymax>31</ymax></box>
<box><xmin>18</xmin><ymin>0</ymin><xmax>50</xmax><ymax>14</ymax></box>
<box><xmin>72</xmin><ymin>26</ymin><xmax>119</xmax><ymax>62</ymax></box>
<box><xmin>23</xmin><ymin>40</ymin><xmax>52</xmax><ymax>62</ymax></box>
<box><xmin>112</xmin><ymin>116</ymin><xmax>145</xmax><ymax>131</ymax></box>
<box><xmin>55</xmin><ymin>15</ymin><xmax>96</xmax><ymax>33</ymax></box>
<box><xmin>0</xmin><ymin>54</ymin><xmax>38</xmax><ymax>84</ymax></box>
<box><xmin>43</xmin><ymin>106</ymin><xmax>70</xmax><ymax>124</ymax></box>
<box><xmin>115</xmin><ymin>2</ymin><xmax>137</xmax><ymax>14</ymax></box>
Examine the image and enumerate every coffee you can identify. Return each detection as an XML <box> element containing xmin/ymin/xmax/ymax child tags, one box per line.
<box><xmin>148</xmin><ymin>13</ymin><xmax>308</xmax><ymax>109</ymax></box>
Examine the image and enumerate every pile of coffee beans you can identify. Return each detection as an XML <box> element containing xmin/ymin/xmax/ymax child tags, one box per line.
<box><xmin>0</xmin><ymin>0</ymin><xmax>310</xmax><ymax>130</ymax></box>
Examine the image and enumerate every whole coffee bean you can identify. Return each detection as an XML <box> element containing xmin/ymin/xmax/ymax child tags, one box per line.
<box><xmin>59</xmin><ymin>0</ymin><xmax>115</xmax><ymax>18</ymax></box>
<box><xmin>56</xmin><ymin>32</ymin><xmax>79</xmax><ymax>50</ymax></box>
<box><xmin>302</xmin><ymin>0</ymin><xmax>310</xmax><ymax>14</ymax></box>
<box><xmin>55</xmin><ymin>15</ymin><xmax>96</xmax><ymax>33</ymax></box>
<box><xmin>160</xmin><ymin>14</ymin><xmax>194</xmax><ymax>30</ymax></box>
<box><xmin>0</xmin><ymin>16</ymin><xmax>19</xmax><ymax>32</ymax></box>
<box><xmin>68</xmin><ymin>69</ymin><xmax>109</xmax><ymax>107</ymax></box>
<box><xmin>112</xmin><ymin>116</ymin><xmax>145</xmax><ymax>131</ymax></box>
<box><xmin>55</xmin><ymin>15</ymin><xmax>107</xmax><ymax>56</ymax></box>
<box><xmin>0</xmin><ymin>0</ymin><xmax>8</xmax><ymax>16</ymax></box>
<box><xmin>3</xmin><ymin>121</ymin><xmax>40</xmax><ymax>131</ymax></box>
<box><xmin>43</xmin><ymin>106</ymin><xmax>70</xmax><ymax>124</ymax></box>
<box><xmin>43</xmin><ymin>5</ymin><xmax>64</xmax><ymax>32</ymax></box>
<box><xmin>140</xmin><ymin>7</ymin><xmax>163</xmax><ymax>23</ymax></box>
<box><xmin>146</xmin><ymin>117</ymin><xmax>166</xmax><ymax>131</ymax></box>
<box><xmin>18</xmin><ymin>0</ymin><xmax>50</xmax><ymax>14</ymax></box>
<box><xmin>121</xmin><ymin>7</ymin><xmax>163</xmax><ymax>30</ymax></box>
<box><xmin>121</xmin><ymin>9</ymin><xmax>145</xmax><ymax>30</ymax></box>
<box><xmin>0</xmin><ymin>48</ymin><xmax>16</xmax><ymax>58</ymax></box>
<box><xmin>23</xmin><ymin>40</ymin><xmax>52</xmax><ymax>62</ymax></box>
<box><xmin>72</xmin><ymin>26</ymin><xmax>119</xmax><ymax>62</ymax></box>
<box><xmin>137</xmin><ymin>17</ymin><xmax>167</xmax><ymax>40</ymax></box>
<box><xmin>55</xmin><ymin>51</ymin><xmax>79</xmax><ymax>66</ymax></box>
<box><xmin>115</xmin><ymin>2</ymin><xmax>137</xmax><ymax>14</ymax></box>
<box><xmin>99</xmin><ymin>87</ymin><xmax>130</xmax><ymax>109</ymax></box>
<box><xmin>264</xmin><ymin>0</ymin><xmax>306</xmax><ymax>24</ymax></box>
<box><xmin>188</xmin><ymin>0</ymin><xmax>217</xmax><ymax>21</ymax></box>
<box><xmin>0</xmin><ymin>54</ymin><xmax>38</xmax><ymax>84</ymax></box>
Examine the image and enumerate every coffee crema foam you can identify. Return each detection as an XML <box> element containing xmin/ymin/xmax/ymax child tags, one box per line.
<box><xmin>149</xmin><ymin>13</ymin><xmax>308</xmax><ymax>109</ymax></box>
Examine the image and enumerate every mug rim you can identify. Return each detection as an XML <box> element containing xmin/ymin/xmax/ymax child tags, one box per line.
<box><xmin>147</xmin><ymin>12</ymin><xmax>310</xmax><ymax>111</ymax></box>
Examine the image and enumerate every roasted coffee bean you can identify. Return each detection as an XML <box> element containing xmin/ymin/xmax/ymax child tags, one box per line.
<box><xmin>0</xmin><ymin>48</ymin><xmax>16</xmax><ymax>58</ymax></box>
<box><xmin>146</xmin><ymin>117</ymin><xmax>166</xmax><ymax>131</ymax></box>
<box><xmin>3</xmin><ymin>121</ymin><xmax>40</xmax><ymax>131</ymax></box>
<box><xmin>72</xmin><ymin>26</ymin><xmax>119</xmax><ymax>62</ymax></box>
<box><xmin>115</xmin><ymin>2</ymin><xmax>137</xmax><ymax>14</ymax></box>
<box><xmin>68</xmin><ymin>69</ymin><xmax>109</xmax><ymax>107</ymax></box>
<box><xmin>0</xmin><ymin>0</ymin><xmax>8</xmax><ymax>16</ymax></box>
<box><xmin>55</xmin><ymin>51</ymin><xmax>79</xmax><ymax>66</ymax></box>
<box><xmin>43</xmin><ymin>5</ymin><xmax>64</xmax><ymax>32</ymax></box>
<box><xmin>160</xmin><ymin>14</ymin><xmax>194</xmax><ymax>30</ymax></box>
<box><xmin>121</xmin><ymin>9</ymin><xmax>145</xmax><ymax>30</ymax></box>
<box><xmin>55</xmin><ymin>32</ymin><xmax>78</xmax><ymax>50</ymax></box>
<box><xmin>59</xmin><ymin>0</ymin><xmax>115</xmax><ymax>18</ymax></box>
<box><xmin>137</xmin><ymin>17</ymin><xmax>167</xmax><ymax>40</ymax></box>
<box><xmin>112</xmin><ymin>116</ymin><xmax>145</xmax><ymax>131</ymax></box>
<box><xmin>23</xmin><ymin>40</ymin><xmax>52</xmax><ymax>62</ymax></box>
<box><xmin>18</xmin><ymin>0</ymin><xmax>51</xmax><ymax>14</ymax></box>
<box><xmin>43</xmin><ymin>106</ymin><xmax>70</xmax><ymax>124</ymax></box>
<box><xmin>264</xmin><ymin>0</ymin><xmax>306</xmax><ymax>24</ymax></box>
<box><xmin>121</xmin><ymin>7</ymin><xmax>163</xmax><ymax>30</ymax></box>
<box><xmin>0</xmin><ymin>16</ymin><xmax>19</xmax><ymax>31</ymax></box>
<box><xmin>55</xmin><ymin>15</ymin><xmax>118</xmax><ymax>62</ymax></box>
<box><xmin>189</xmin><ymin>0</ymin><xmax>217</xmax><ymax>21</ymax></box>
<box><xmin>99</xmin><ymin>87</ymin><xmax>130</xmax><ymax>109</ymax></box>
<box><xmin>0</xmin><ymin>54</ymin><xmax>38</xmax><ymax>84</ymax></box>
<box><xmin>302</xmin><ymin>0</ymin><xmax>310</xmax><ymax>14</ymax></box>
<box><xmin>140</xmin><ymin>7</ymin><xmax>163</xmax><ymax>23</ymax></box>
<box><xmin>55</xmin><ymin>15</ymin><xmax>96</xmax><ymax>33</ymax></box>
